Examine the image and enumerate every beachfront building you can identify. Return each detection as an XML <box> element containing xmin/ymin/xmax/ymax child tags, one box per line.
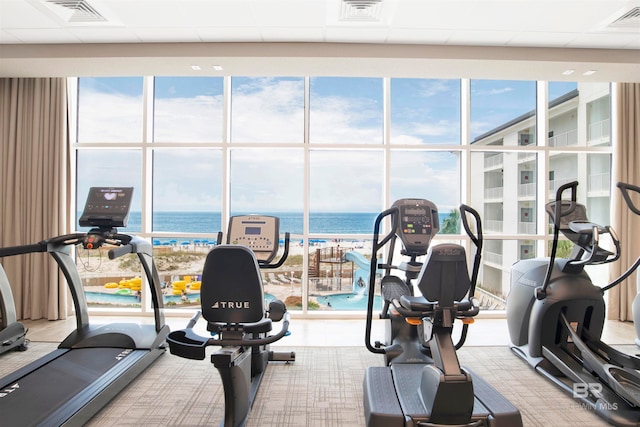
<box><xmin>470</xmin><ymin>82</ymin><xmax>611</xmax><ymax>308</ymax></box>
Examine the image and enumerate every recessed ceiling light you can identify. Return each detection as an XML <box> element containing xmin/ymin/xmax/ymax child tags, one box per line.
<box><xmin>562</xmin><ymin>69</ymin><xmax>575</xmax><ymax>75</ymax></box>
<box><xmin>190</xmin><ymin>65</ymin><xmax>201</xmax><ymax>71</ymax></box>
<box><xmin>583</xmin><ymin>70</ymin><xmax>597</xmax><ymax>76</ymax></box>
<box><xmin>212</xmin><ymin>65</ymin><xmax>223</xmax><ymax>71</ymax></box>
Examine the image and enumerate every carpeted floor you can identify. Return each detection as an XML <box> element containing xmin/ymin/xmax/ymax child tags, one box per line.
<box><xmin>0</xmin><ymin>342</ymin><xmax>619</xmax><ymax>426</ymax></box>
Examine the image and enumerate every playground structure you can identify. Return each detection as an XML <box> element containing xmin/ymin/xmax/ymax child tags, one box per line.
<box><xmin>309</xmin><ymin>246</ymin><xmax>371</xmax><ymax>294</ymax></box>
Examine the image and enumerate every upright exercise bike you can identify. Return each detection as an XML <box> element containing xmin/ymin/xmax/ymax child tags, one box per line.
<box><xmin>363</xmin><ymin>198</ymin><xmax>522</xmax><ymax>427</ymax></box>
<box><xmin>507</xmin><ymin>181</ymin><xmax>640</xmax><ymax>426</ymax></box>
<box><xmin>167</xmin><ymin>214</ymin><xmax>295</xmax><ymax>427</ymax></box>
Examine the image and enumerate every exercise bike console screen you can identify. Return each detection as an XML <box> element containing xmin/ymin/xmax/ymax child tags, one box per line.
<box><xmin>79</xmin><ymin>187</ymin><xmax>134</xmax><ymax>228</ymax></box>
<box><xmin>392</xmin><ymin>199</ymin><xmax>440</xmax><ymax>255</ymax></box>
<box><xmin>227</xmin><ymin>215</ymin><xmax>280</xmax><ymax>263</ymax></box>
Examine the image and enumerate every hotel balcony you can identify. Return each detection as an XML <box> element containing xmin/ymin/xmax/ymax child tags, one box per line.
<box><xmin>484</xmin><ymin>219</ymin><xmax>503</xmax><ymax>233</ymax></box>
<box><xmin>518</xmin><ymin>182</ymin><xmax>536</xmax><ymax>198</ymax></box>
<box><xmin>484</xmin><ymin>186</ymin><xmax>503</xmax><ymax>200</ymax></box>
<box><xmin>549</xmin><ymin>178</ymin><xmax>577</xmax><ymax>197</ymax></box>
<box><xmin>588</xmin><ymin>118</ymin><xmax>611</xmax><ymax>146</ymax></box>
<box><xmin>518</xmin><ymin>221</ymin><xmax>536</xmax><ymax>234</ymax></box>
<box><xmin>549</xmin><ymin>129</ymin><xmax>578</xmax><ymax>147</ymax></box>
<box><xmin>589</xmin><ymin>172</ymin><xmax>611</xmax><ymax>195</ymax></box>
<box><xmin>518</xmin><ymin>152</ymin><xmax>536</xmax><ymax>162</ymax></box>
<box><xmin>483</xmin><ymin>250</ymin><xmax>503</xmax><ymax>266</ymax></box>
<box><xmin>484</xmin><ymin>153</ymin><xmax>503</xmax><ymax>170</ymax></box>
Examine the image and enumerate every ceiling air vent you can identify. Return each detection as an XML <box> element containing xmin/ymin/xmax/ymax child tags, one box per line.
<box><xmin>43</xmin><ymin>0</ymin><xmax>107</xmax><ymax>23</ymax></box>
<box><xmin>606</xmin><ymin>7</ymin><xmax>640</xmax><ymax>31</ymax></box>
<box><xmin>339</xmin><ymin>0</ymin><xmax>383</xmax><ymax>22</ymax></box>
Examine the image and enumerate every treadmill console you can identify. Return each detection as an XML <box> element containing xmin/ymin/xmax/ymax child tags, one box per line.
<box><xmin>79</xmin><ymin>187</ymin><xmax>134</xmax><ymax>228</ymax></box>
<box><xmin>227</xmin><ymin>215</ymin><xmax>280</xmax><ymax>263</ymax></box>
<box><xmin>391</xmin><ymin>198</ymin><xmax>439</xmax><ymax>256</ymax></box>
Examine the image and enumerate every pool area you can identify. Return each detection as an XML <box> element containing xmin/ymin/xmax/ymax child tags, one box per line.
<box><xmin>316</xmin><ymin>293</ymin><xmax>382</xmax><ymax>311</ymax></box>
<box><xmin>86</xmin><ymin>291</ymin><xmax>201</xmax><ymax>306</ymax></box>
<box><xmin>85</xmin><ymin>291</ymin><xmax>277</xmax><ymax>306</ymax></box>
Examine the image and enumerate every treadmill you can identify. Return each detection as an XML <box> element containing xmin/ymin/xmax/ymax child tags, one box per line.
<box><xmin>0</xmin><ymin>187</ymin><xmax>169</xmax><ymax>427</ymax></box>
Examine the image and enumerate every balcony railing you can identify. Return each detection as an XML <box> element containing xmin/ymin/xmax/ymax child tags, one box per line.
<box><xmin>589</xmin><ymin>172</ymin><xmax>611</xmax><ymax>193</ymax></box>
<box><xmin>519</xmin><ymin>182</ymin><xmax>536</xmax><ymax>198</ymax></box>
<box><xmin>518</xmin><ymin>152</ymin><xmax>536</xmax><ymax>162</ymax></box>
<box><xmin>549</xmin><ymin>129</ymin><xmax>578</xmax><ymax>147</ymax></box>
<box><xmin>484</xmin><ymin>251</ymin><xmax>503</xmax><ymax>265</ymax></box>
<box><xmin>588</xmin><ymin>118</ymin><xmax>611</xmax><ymax>144</ymax></box>
<box><xmin>549</xmin><ymin>178</ymin><xmax>577</xmax><ymax>196</ymax></box>
<box><xmin>484</xmin><ymin>220</ymin><xmax>503</xmax><ymax>233</ymax></box>
<box><xmin>484</xmin><ymin>187</ymin><xmax>503</xmax><ymax>200</ymax></box>
<box><xmin>484</xmin><ymin>153</ymin><xmax>503</xmax><ymax>169</ymax></box>
<box><xmin>518</xmin><ymin>221</ymin><xmax>536</xmax><ymax>234</ymax></box>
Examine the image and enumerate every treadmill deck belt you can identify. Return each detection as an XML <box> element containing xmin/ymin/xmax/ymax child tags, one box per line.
<box><xmin>0</xmin><ymin>347</ymin><xmax>146</xmax><ymax>427</ymax></box>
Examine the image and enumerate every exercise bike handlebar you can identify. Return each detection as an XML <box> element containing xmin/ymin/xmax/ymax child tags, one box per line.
<box><xmin>167</xmin><ymin>311</ymin><xmax>291</xmax><ymax>360</ymax></box>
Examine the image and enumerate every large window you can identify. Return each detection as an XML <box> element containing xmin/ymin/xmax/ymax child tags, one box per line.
<box><xmin>73</xmin><ymin>77</ymin><xmax>613</xmax><ymax>315</ymax></box>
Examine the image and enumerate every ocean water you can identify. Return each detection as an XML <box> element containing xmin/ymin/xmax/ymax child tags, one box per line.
<box><xmin>80</xmin><ymin>211</ymin><xmax>455</xmax><ymax>236</ymax></box>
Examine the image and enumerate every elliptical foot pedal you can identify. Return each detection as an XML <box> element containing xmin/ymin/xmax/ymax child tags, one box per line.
<box><xmin>269</xmin><ymin>350</ymin><xmax>296</xmax><ymax>362</ymax></box>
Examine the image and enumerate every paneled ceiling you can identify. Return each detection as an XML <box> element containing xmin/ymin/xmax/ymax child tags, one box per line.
<box><xmin>1</xmin><ymin>0</ymin><xmax>639</xmax><ymax>80</ymax></box>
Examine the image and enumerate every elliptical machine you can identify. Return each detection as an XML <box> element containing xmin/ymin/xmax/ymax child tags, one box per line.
<box><xmin>363</xmin><ymin>199</ymin><xmax>522</xmax><ymax>427</ymax></box>
<box><xmin>507</xmin><ymin>181</ymin><xmax>640</xmax><ymax>426</ymax></box>
<box><xmin>0</xmin><ymin>267</ymin><xmax>28</xmax><ymax>354</ymax></box>
<box><xmin>167</xmin><ymin>214</ymin><xmax>295</xmax><ymax>427</ymax></box>
<box><xmin>621</xmin><ymin>183</ymin><xmax>640</xmax><ymax>347</ymax></box>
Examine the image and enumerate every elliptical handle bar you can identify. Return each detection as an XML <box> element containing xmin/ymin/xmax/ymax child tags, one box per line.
<box><xmin>460</xmin><ymin>204</ymin><xmax>483</xmax><ymax>251</ymax></box>
<box><xmin>538</xmin><ymin>181</ymin><xmax>579</xmax><ymax>300</ymax></box>
<box><xmin>460</xmin><ymin>204</ymin><xmax>483</xmax><ymax>298</ymax></box>
<box><xmin>617</xmin><ymin>182</ymin><xmax>640</xmax><ymax>216</ymax></box>
<box><xmin>602</xmin><ymin>182</ymin><xmax>640</xmax><ymax>292</ymax></box>
<box><xmin>553</xmin><ymin>181</ymin><xmax>579</xmax><ymax>225</ymax></box>
<box><xmin>259</xmin><ymin>232</ymin><xmax>290</xmax><ymax>269</ymax></box>
<box><xmin>365</xmin><ymin>206</ymin><xmax>400</xmax><ymax>355</ymax></box>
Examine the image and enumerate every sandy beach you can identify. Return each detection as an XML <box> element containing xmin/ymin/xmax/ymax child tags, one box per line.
<box><xmin>77</xmin><ymin>241</ymin><xmax>368</xmax><ymax>310</ymax></box>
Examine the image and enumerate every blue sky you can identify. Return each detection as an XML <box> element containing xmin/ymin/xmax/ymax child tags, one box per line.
<box><xmin>76</xmin><ymin>76</ymin><xmax>577</xmax><ymax>214</ymax></box>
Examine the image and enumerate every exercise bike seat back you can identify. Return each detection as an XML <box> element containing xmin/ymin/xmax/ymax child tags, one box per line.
<box><xmin>200</xmin><ymin>244</ymin><xmax>268</xmax><ymax>326</ymax></box>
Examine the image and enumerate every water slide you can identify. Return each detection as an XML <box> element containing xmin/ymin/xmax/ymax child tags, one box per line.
<box><xmin>344</xmin><ymin>251</ymin><xmax>371</xmax><ymax>294</ymax></box>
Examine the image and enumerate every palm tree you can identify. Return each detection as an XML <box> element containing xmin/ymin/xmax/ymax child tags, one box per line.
<box><xmin>441</xmin><ymin>208</ymin><xmax>460</xmax><ymax>234</ymax></box>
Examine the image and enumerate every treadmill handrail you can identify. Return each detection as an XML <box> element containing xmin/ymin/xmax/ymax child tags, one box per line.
<box><xmin>0</xmin><ymin>232</ymin><xmax>165</xmax><ymax>334</ymax></box>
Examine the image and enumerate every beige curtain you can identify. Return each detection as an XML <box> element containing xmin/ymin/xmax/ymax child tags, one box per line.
<box><xmin>0</xmin><ymin>78</ymin><xmax>69</xmax><ymax>320</ymax></box>
<box><xmin>608</xmin><ymin>82</ymin><xmax>640</xmax><ymax>321</ymax></box>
